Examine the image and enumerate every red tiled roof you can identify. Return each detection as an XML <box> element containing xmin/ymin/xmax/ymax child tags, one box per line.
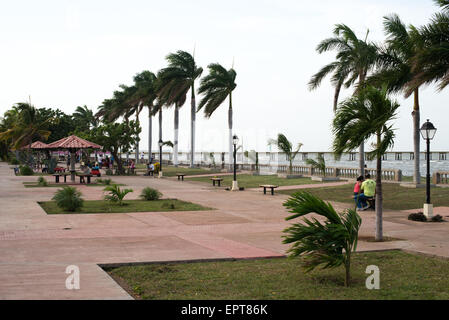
<box><xmin>20</xmin><ymin>141</ymin><xmax>49</xmax><ymax>150</ymax></box>
<box><xmin>45</xmin><ymin>135</ymin><xmax>101</xmax><ymax>150</ymax></box>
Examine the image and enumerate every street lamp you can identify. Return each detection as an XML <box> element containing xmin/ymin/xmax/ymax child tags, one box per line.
<box><xmin>420</xmin><ymin>119</ymin><xmax>437</xmax><ymax>218</ymax></box>
<box><xmin>158</xmin><ymin>139</ymin><xmax>163</xmax><ymax>178</ymax></box>
<box><xmin>231</xmin><ymin>135</ymin><xmax>239</xmax><ymax>191</ymax></box>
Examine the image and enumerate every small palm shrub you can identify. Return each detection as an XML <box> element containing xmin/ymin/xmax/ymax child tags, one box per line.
<box><xmin>104</xmin><ymin>184</ymin><xmax>133</xmax><ymax>206</ymax></box>
<box><xmin>37</xmin><ymin>176</ymin><xmax>48</xmax><ymax>187</ymax></box>
<box><xmin>408</xmin><ymin>212</ymin><xmax>427</xmax><ymax>222</ymax></box>
<box><xmin>283</xmin><ymin>191</ymin><xmax>362</xmax><ymax>287</ymax></box>
<box><xmin>52</xmin><ymin>186</ymin><xmax>84</xmax><ymax>212</ymax></box>
<box><xmin>19</xmin><ymin>165</ymin><xmax>33</xmax><ymax>176</ymax></box>
<box><xmin>140</xmin><ymin>187</ymin><xmax>162</xmax><ymax>201</ymax></box>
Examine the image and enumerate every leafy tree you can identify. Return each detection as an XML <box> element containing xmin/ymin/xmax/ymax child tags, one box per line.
<box><xmin>156</xmin><ymin>50</ymin><xmax>202</xmax><ymax>168</ymax></box>
<box><xmin>333</xmin><ymin>86</ymin><xmax>399</xmax><ymax>241</ymax></box>
<box><xmin>367</xmin><ymin>14</ymin><xmax>424</xmax><ymax>185</ymax></box>
<box><xmin>37</xmin><ymin>108</ymin><xmax>76</xmax><ymax>143</ymax></box>
<box><xmin>283</xmin><ymin>192</ymin><xmax>362</xmax><ymax>287</ymax></box>
<box><xmin>198</xmin><ymin>63</ymin><xmax>237</xmax><ymax>171</ymax></box>
<box><xmin>268</xmin><ymin>133</ymin><xmax>303</xmax><ymax>174</ymax></box>
<box><xmin>306</xmin><ymin>154</ymin><xmax>326</xmax><ymax>176</ymax></box>
<box><xmin>103</xmin><ymin>184</ymin><xmax>133</xmax><ymax>206</ymax></box>
<box><xmin>309</xmin><ymin>24</ymin><xmax>378</xmax><ymax>176</ymax></box>
<box><xmin>93</xmin><ymin>121</ymin><xmax>141</xmax><ymax>174</ymax></box>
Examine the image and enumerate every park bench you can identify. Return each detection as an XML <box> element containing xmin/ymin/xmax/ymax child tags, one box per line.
<box><xmin>77</xmin><ymin>173</ymin><xmax>92</xmax><ymax>184</ymax></box>
<box><xmin>176</xmin><ymin>173</ymin><xmax>186</xmax><ymax>181</ymax></box>
<box><xmin>210</xmin><ymin>177</ymin><xmax>223</xmax><ymax>187</ymax></box>
<box><xmin>52</xmin><ymin>172</ymin><xmax>70</xmax><ymax>183</ymax></box>
<box><xmin>366</xmin><ymin>197</ymin><xmax>375</xmax><ymax>210</ymax></box>
<box><xmin>54</xmin><ymin>167</ymin><xmax>66</xmax><ymax>173</ymax></box>
<box><xmin>259</xmin><ymin>184</ymin><xmax>279</xmax><ymax>195</ymax></box>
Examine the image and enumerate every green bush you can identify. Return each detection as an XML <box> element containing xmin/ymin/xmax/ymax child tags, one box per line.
<box><xmin>10</xmin><ymin>158</ymin><xmax>20</xmax><ymax>165</ymax></box>
<box><xmin>140</xmin><ymin>187</ymin><xmax>162</xmax><ymax>201</ymax></box>
<box><xmin>104</xmin><ymin>184</ymin><xmax>133</xmax><ymax>206</ymax></box>
<box><xmin>408</xmin><ymin>212</ymin><xmax>427</xmax><ymax>222</ymax></box>
<box><xmin>37</xmin><ymin>176</ymin><xmax>48</xmax><ymax>187</ymax></box>
<box><xmin>52</xmin><ymin>186</ymin><xmax>84</xmax><ymax>212</ymax></box>
<box><xmin>19</xmin><ymin>165</ymin><xmax>33</xmax><ymax>176</ymax></box>
<box><xmin>431</xmin><ymin>214</ymin><xmax>444</xmax><ymax>222</ymax></box>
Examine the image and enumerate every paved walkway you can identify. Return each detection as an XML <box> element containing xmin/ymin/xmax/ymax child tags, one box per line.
<box><xmin>1</xmin><ymin>162</ymin><xmax>449</xmax><ymax>299</ymax></box>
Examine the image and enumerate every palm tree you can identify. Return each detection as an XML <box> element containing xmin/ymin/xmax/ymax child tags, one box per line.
<box><xmin>406</xmin><ymin>9</ymin><xmax>449</xmax><ymax>95</ymax></box>
<box><xmin>0</xmin><ymin>103</ymin><xmax>52</xmax><ymax>164</ymax></box>
<box><xmin>309</xmin><ymin>24</ymin><xmax>378</xmax><ymax>176</ymax></box>
<box><xmin>283</xmin><ymin>192</ymin><xmax>362</xmax><ymax>287</ymax></box>
<box><xmin>130</xmin><ymin>71</ymin><xmax>158</xmax><ymax>163</ymax></box>
<box><xmin>333</xmin><ymin>86</ymin><xmax>400</xmax><ymax>241</ymax></box>
<box><xmin>368</xmin><ymin>14</ymin><xmax>424</xmax><ymax>185</ymax></box>
<box><xmin>156</xmin><ymin>50</ymin><xmax>202</xmax><ymax>168</ymax></box>
<box><xmin>72</xmin><ymin>105</ymin><xmax>97</xmax><ymax>132</ymax></box>
<box><xmin>198</xmin><ymin>63</ymin><xmax>237</xmax><ymax>170</ymax></box>
<box><xmin>267</xmin><ymin>133</ymin><xmax>303</xmax><ymax>174</ymax></box>
<box><xmin>305</xmin><ymin>154</ymin><xmax>326</xmax><ymax>176</ymax></box>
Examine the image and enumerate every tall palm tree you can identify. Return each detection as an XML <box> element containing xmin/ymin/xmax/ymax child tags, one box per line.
<box><xmin>157</xmin><ymin>70</ymin><xmax>187</xmax><ymax>167</ymax></box>
<box><xmin>72</xmin><ymin>105</ymin><xmax>97</xmax><ymax>131</ymax></box>
<box><xmin>333</xmin><ymin>86</ymin><xmax>400</xmax><ymax>241</ymax></box>
<box><xmin>157</xmin><ymin>50</ymin><xmax>202</xmax><ymax>168</ymax></box>
<box><xmin>309</xmin><ymin>24</ymin><xmax>378</xmax><ymax>176</ymax></box>
<box><xmin>367</xmin><ymin>14</ymin><xmax>424</xmax><ymax>185</ymax></box>
<box><xmin>197</xmin><ymin>63</ymin><xmax>237</xmax><ymax>170</ymax></box>
<box><xmin>406</xmin><ymin>9</ymin><xmax>449</xmax><ymax>95</ymax></box>
<box><xmin>267</xmin><ymin>133</ymin><xmax>303</xmax><ymax>174</ymax></box>
<box><xmin>130</xmin><ymin>71</ymin><xmax>158</xmax><ymax>163</ymax></box>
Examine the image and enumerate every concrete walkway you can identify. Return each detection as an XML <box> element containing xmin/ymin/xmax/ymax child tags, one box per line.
<box><xmin>1</xmin><ymin>162</ymin><xmax>449</xmax><ymax>299</ymax></box>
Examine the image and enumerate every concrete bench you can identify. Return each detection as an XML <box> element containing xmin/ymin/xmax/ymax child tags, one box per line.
<box><xmin>77</xmin><ymin>173</ymin><xmax>92</xmax><ymax>184</ymax></box>
<box><xmin>176</xmin><ymin>173</ymin><xmax>186</xmax><ymax>181</ymax></box>
<box><xmin>259</xmin><ymin>184</ymin><xmax>279</xmax><ymax>195</ymax></box>
<box><xmin>52</xmin><ymin>173</ymin><xmax>69</xmax><ymax>183</ymax></box>
<box><xmin>210</xmin><ymin>178</ymin><xmax>223</xmax><ymax>187</ymax></box>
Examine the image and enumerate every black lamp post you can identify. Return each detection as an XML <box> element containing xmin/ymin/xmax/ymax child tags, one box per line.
<box><xmin>420</xmin><ymin>119</ymin><xmax>437</xmax><ymax>217</ymax></box>
<box><xmin>158</xmin><ymin>139</ymin><xmax>163</xmax><ymax>177</ymax></box>
<box><xmin>231</xmin><ymin>135</ymin><xmax>239</xmax><ymax>191</ymax></box>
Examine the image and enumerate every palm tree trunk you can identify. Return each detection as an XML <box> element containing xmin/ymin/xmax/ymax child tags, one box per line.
<box><xmin>159</xmin><ymin>108</ymin><xmax>162</xmax><ymax>163</ymax></box>
<box><xmin>148</xmin><ymin>106</ymin><xmax>152</xmax><ymax>163</ymax></box>
<box><xmin>344</xmin><ymin>253</ymin><xmax>351</xmax><ymax>287</ymax></box>
<box><xmin>135</xmin><ymin>112</ymin><xmax>140</xmax><ymax>164</ymax></box>
<box><xmin>190</xmin><ymin>88</ymin><xmax>196</xmax><ymax>168</ymax></box>
<box><xmin>413</xmin><ymin>89</ymin><xmax>421</xmax><ymax>185</ymax></box>
<box><xmin>375</xmin><ymin>135</ymin><xmax>383</xmax><ymax>241</ymax></box>
<box><xmin>174</xmin><ymin>103</ymin><xmax>179</xmax><ymax>167</ymax></box>
<box><xmin>357</xmin><ymin>73</ymin><xmax>366</xmax><ymax>177</ymax></box>
<box><xmin>228</xmin><ymin>94</ymin><xmax>233</xmax><ymax>172</ymax></box>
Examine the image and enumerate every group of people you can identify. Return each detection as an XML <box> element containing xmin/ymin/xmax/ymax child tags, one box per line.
<box><xmin>353</xmin><ymin>173</ymin><xmax>376</xmax><ymax>211</ymax></box>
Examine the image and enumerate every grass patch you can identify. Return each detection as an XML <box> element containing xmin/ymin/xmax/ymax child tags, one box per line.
<box><xmin>106</xmin><ymin>250</ymin><xmax>449</xmax><ymax>300</ymax></box>
<box><xmin>279</xmin><ymin>183</ymin><xmax>449</xmax><ymax>210</ymax></box>
<box><xmin>159</xmin><ymin>165</ymin><xmax>223</xmax><ymax>177</ymax></box>
<box><xmin>187</xmin><ymin>174</ymin><xmax>326</xmax><ymax>189</ymax></box>
<box><xmin>39</xmin><ymin>199</ymin><xmax>211</xmax><ymax>214</ymax></box>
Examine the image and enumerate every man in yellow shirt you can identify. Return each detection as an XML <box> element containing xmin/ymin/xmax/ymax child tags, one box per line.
<box><xmin>361</xmin><ymin>174</ymin><xmax>376</xmax><ymax>209</ymax></box>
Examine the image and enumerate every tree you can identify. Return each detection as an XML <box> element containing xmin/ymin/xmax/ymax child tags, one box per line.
<box><xmin>367</xmin><ymin>14</ymin><xmax>424</xmax><ymax>185</ymax></box>
<box><xmin>309</xmin><ymin>24</ymin><xmax>378</xmax><ymax>176</ymax></box>
<box><xmin>72</xmin><ymin>105</ymin><xmax>97</xmax><ymax>132</ymax></box>
<box><xmin>93</xmin><ymin>121</ymin><xmax>141</xmax><ymax>174</ymax></box>
<box><xmin>156</xmin><ymin>50</ymin><xmax>202</xmax><ymax>168</ymax></box>
<box><xmin>267</xmin><ymin>133</ymin><xmax>303</xmax><ymax>174</ymax></box>
<box><xmin>333</xmin><ymin>86</ymin><xmax>399</xmax><ymax>241</ymax></box>
<box><xmin>198</xmin><ymin>63</ymin><xmax>237</xmax><ymax>171</ymax></box>
<box><xmin>305</xmin><ymin>154</ymin><xmax>326</xmax><ymax>176</ymax></box>
<box><xmin>283</xmin><ymin>192</ymin><xmax>362</xmax><ymax>287</ymax></box>
<box><xmin>406</xmin><ymin>9</ymin><xmax>449</xmax><ymax>95</ymax></box>
<box><xmin>0</xmin><ymin>103</ymin><xmax>53</xmax><ymax>163</ymax></box>
<box><xmin>131</xmin><ymin>71</ymin><xmax>158</xmax><ymax>163</ymax></box>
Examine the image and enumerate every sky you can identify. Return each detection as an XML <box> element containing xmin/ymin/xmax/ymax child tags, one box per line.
<box><xmin>0</xmin><ymin>0</ymin><xmax>448</xmax><ymax>152</ymax></box>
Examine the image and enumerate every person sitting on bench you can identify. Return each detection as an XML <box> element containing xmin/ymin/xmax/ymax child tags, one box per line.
<box><xmin>360</xmin><ymin>173</ymin><xmax>376</xmax><ymax>210</ymax></box>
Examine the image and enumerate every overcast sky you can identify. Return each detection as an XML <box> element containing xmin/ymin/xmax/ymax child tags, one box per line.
<box><xmin>1</xmin><ymin>0</ymin><xmax>448</xmax><ymax>152</ymax></box>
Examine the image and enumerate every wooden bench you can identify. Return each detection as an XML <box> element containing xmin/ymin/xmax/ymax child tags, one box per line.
<box><xmin>366</xmin><ymin>196</ymin><xmax>375</xmax><ymax>210</ymax></box>
<box><xmin>259</xmin><ymin>184</ymin><xmax>279</xmax><ymax>195</ymax></box>
<box><xmin>176</xmin><ymin>173</ymin><xmax>186</xmax><ymax>181</ymax></box>
<box><xmin>52</xmin><ymin>173</ymin><xmax>69</xmax><ymax>183</ymax></box>
<box><xmin>210</xmin><ymin>177</ymin><xmax>224</xmax><ymax>187</ymax></box>
<box><xmin>77</xmin><ymin>173</ymin><xmax>92</xmax><ymax>184</ymax></box>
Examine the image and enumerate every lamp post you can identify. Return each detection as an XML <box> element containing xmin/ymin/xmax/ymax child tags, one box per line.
<box><xmin>158</xmin><ymin>139</ymin><xmax>163</xmax><ymax>178</ymax></box>
<box><xmin>420</xmin><ymin>119</ymin><xmax>437</xmax><ymax>219</ymax></box>
<box><xmin>231</xmin><ymin>135</ymin><xmax>239</xmax><ymax>191</ymax></box>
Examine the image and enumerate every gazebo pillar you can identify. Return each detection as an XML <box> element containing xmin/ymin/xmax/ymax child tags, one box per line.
<box><xmin>70</xmin><ymin>148</ymin><xmax>76</xmax><ymax>182</ymax></box>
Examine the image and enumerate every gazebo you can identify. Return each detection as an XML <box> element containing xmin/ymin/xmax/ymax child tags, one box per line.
<box><xmin>20</xmin><ymin>141</ymin><xmax>49</xmax><ymax>169</ymax></box>
<box><xmin>45</xmin><ymin>135</ymin><xmax>101</xmax><ymax>181</ymax></box>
